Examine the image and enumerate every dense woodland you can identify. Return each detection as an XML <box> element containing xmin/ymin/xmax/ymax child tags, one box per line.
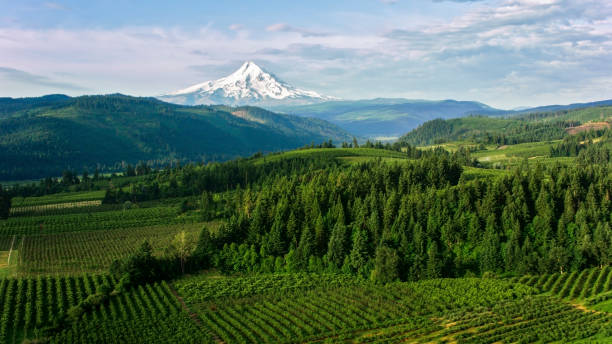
<box><xmin>91</xmin><ymin>145</ymin><xmax>611</xmax><ymax>284</ymax></box>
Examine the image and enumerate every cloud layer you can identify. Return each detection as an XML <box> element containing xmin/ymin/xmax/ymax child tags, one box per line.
<box><xmin>0</xmin><ymin>0</ymin><xmax>611</xmax><ymax>108</ymax></box>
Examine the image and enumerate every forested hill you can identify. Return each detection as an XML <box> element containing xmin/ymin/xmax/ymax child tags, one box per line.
<box><xmin>0</xmin><ymin>94</ymin><xmax>353</xmax><ymax>180</ymax></box>
<box><xmin>399</xmin><ymin>105</ymin><xmax>612</xmax><ymax>146</ymax></box>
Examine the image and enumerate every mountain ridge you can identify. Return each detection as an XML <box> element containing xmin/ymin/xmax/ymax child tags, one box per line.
<box><xmin>0</xmin><ymin>94</ymin><xmax>352</xmax><ymax>181</ymax></box>
<box><xmin>273</xmin><ymin>98</ymin><xmax>505</xmax><ymax>139</ymax></box>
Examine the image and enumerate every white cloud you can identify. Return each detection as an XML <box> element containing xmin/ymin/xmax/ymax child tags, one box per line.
<box><xmin>265</xmin><ymin>23</ymin><xmax>330</xmax><ymax>37</ymax></box>
<box><xmin>0</xmin><ymin>0</ymin><xmax>611</xmax><ymax>108</ymax></box>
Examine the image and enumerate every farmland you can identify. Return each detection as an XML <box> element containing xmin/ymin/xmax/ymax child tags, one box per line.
<box><xmin>0</xmin><ymin>271</ymin><xmax>609</xmax><ymax>343</ymax></box>
<box><xmin>0</xmin><ymin>121</ymin><xmax>610</xmax><ymax>342</ymax></box>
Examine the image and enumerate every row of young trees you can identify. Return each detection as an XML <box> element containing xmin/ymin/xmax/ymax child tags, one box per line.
<box><xmin>7</xmin><ymin>162</ymin><xmax>156</xmax><ymax>200</ymax></box>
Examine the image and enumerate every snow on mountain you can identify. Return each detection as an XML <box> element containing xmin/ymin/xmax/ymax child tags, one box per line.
<box><xmin>158</xmin><ymin>61</ymin><xmax>337</xmax><ymax>106</ymax></box>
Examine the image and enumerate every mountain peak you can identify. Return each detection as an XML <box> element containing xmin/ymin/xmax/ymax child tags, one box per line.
<box><xmin>236</xmin><ymin>61</ymin><xmax>264</xmax><ymax>74</ymax></box>
<box><xmin>159</xmin><ymin>61</ymin><xmax>337</xmax><ymax>106</ymax></box>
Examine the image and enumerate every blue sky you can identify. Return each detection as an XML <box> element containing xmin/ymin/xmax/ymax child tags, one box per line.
<box><xmin>1</xmin><ymin>0</ymin><xmax>611</xmax><ymax>108</ymax></box>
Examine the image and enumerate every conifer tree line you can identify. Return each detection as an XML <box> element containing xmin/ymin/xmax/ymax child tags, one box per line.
<box><xmin>101</xmin><ymin>145</ymin><xmax>475</xmax><ymax>204</ymax></box>
<box><xmin>96</xmin><ymin>143</ymin><xmax>612</xmax><ymax>283</ymax></box>
<box><xmin>135</xmin><ymin>153</ymin><xmax>603</xmax><ymax>285</ymax></box>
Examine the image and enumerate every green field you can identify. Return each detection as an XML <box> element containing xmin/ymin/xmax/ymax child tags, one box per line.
<box><xmin>16</xmin><ymin>223</ymin><xmax>220</xmax><ymax>276</ymax></box>
<box><xmin>11</xmin><ymin>190</ymin><xmax>106</xmax><ymax>207</ymax></box>
<box><xmin>252</xmin><ymin>147</ymin><xmax>409</xmax><ymax>164</ymax></box>
<box><xmin>107</xmin><ymin>273</ymin><xmax>612</xmax><ymax>343</ymax></box>
<box><xmin>0</xmin><ymin>272</ymin><xmax>609</xmax><ymax>343</ymax></box>
<box><xmin>0</xmin><ymin>129</ymin><xmax>610</xmax><ymax>343</ymax></box>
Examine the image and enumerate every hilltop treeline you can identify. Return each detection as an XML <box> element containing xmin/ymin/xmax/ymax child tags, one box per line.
<box><xmin>550</xmin><ymin>130</ymin><xmax>611</xmax><ymax>164</ymax></box>
<box><xmin>0</xmin><ymin>94</ymin><xmax>352</xmax><ymax>180</ymax></box>
<box><xmin>101</xmin><ymin>146</ymin><xmax>475</xmax><ymax>205</ymax></box>
<box><xmin>400</xmin><ymin>117</ymin><xmax>573</xmax><ymax>146</ymax></box>
<box><xmin>105</xmin><ymin>146</ymin><xmax>611</xmax><ymax>283</ymax></box>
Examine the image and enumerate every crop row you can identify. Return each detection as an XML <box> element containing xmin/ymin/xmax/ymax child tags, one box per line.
<box><xmin>519</xmin><ymin>267</ymin><xmax>612</xmax><ymax>301</ymax></box>
<box><xmin>46</xmin><ymin>281</ymin><xmax>211</xmax><ymax>343</ymax></box>
<box><xmin>10</xmin><ymin>200</ymin><xmax>103</xmax><ymax>216</ymax></box>
<box><xmin>17</xmin><ymin>223</ymin><xmax>203</xmax><ymax>275</ymax></box>
<box><xmin>0</xmin><ymin>275</ymin><xmax>116</xmax><ymax>343</ymax></box>
<box><xmin>10</xmin><ymin>190</ymin><xmax>106</xmax><ymax>207</ymax></box>
<box><xmin>0</xmin><ymin>206</ymin><xmax>197</xmax><ymax>235</ymax></box>
<box><xmin>451</xmin><ymin>296</ymin><xmax>610</xmax><ymax>343</ymax></box>
<box><xmin>173</xmin><ymin>273</ymin><xmax>361</xmax><ymax>303</ymax></box>
<box><xmin>177</xmin><ymin>277</ymin><xmax>548</xmax><ymax>343</ymax></box>
<box><xmin>0</xmin><ymin>275</ymin><xmax>210</xmax><ymax>344</ymax></box>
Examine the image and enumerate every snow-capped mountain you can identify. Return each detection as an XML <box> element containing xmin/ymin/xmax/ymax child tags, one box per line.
<box><xmin>158</xmin><ymin>61</ymin><xmax>337</xmax><ymax>106</ymax></box>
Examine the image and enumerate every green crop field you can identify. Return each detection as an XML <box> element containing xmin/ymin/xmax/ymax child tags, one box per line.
<box><xmin>158</xmin><ymin>274</ymin><xmax>612</xmax><ymax>343</ymax></box>
<box><xmin>0</xmin><ymin>119</ymin><xmax>610</xmax><ymax>343</ymax></box>
<box><xmin>252</xmin><ymin>147</ymin><xmax>409</xmax><ymax>165</ymax></box>
<box><xmin>0</xmin><ymin>275</ymin><xmax>211</xmax><ymax>344</ymax></box>
<box><xmin>15</xmin><ymin>223</ymin><xmax>220</xmax><ymax>276</ymax></box>
<box><xmin>11</xmin><ymin>190</ymin><xmax>106</xmax><ymax>207</ymax></box>
<box><xmin>0</xmin><ymin>272</ymin><xmax>609</xmax><ymax>343</ymax></box>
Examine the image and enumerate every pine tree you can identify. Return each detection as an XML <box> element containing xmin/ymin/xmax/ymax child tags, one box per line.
<box><xmin>371</xmin><ymin>245</ymin><xmax>399</xmax><ymax>284</ymax></box>
<box><xmin>593</xmin><ymin>222</ymin><xmax>612</xmax><ymax>268</ymax></box>
<box><xmin>504</xmin><ymin>229</ymin><xmax>522</xmax><ymax>272</ymax></box>
<box><xmin>426</xmin><ymin>240</ymin><xmax>442</xmax><ymax>279</ymax></box>
<box><xmin>349</xmin><ymin>227</ymin><xmax>370</xmax><ymax>273</ymax></box>
<box><xmin>314</xmin><ymin>214</ymin><xmax>327</xmax><ymax>255</ymax></box>
<box><xmin>286</xmin><ymin>211</ymin><xmax>300</xmax><ymax>249</ymax></box>
<box><xmin>327</xmin><ymin>218</ymin><xmax>348</xmax><ymax>268</ymax></box>
<box><xmin>294</xmin><ymin>224</ymin><xmax>315</xmax><ymax>271</ymax></box>
<box><xmin>480</xmin><ymin>214</ymin><xmax>501</xmax><ymax>273</ymax></box>
<box><xmin>193</xmin><ymin>226</ymin><xmax>215</xmax><ymax>268</ymax></box>
<box><xmin>201</xmin><ymin>190</ymin><xmax>212</xmax><ymax>221</ymax></box>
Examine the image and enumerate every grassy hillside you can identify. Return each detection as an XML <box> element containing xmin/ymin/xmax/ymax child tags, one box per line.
<box><xmin>400</xmin><ymin>106</ymin><xmax>612</xmax><ymax>146</ymax></box>
<box><xmin>0</xmin><ymin>94</ymin><xmax>353</xmax><ymax>181</ymax></box>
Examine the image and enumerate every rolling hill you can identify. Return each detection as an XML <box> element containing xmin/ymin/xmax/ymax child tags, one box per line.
<box><xmin>399</xmin><ymin>105</ymin><xmax>612</xmax><ymax>146</ymax></box>
<box><xmin>273</xmin><ymin>98</ymin><xmax>612</xmax><ymax>140</ymax></box>
<box><xmin>0</xmin><ymin>94</ymin><xmax>353</xmax><ymax>181</ymax></box>
<box><xmin>273</xmin><ymin>98</ymin><xmax>505</xmax><ymax>139</ymax></box>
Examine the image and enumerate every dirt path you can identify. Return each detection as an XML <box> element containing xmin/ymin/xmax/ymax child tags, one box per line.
<box><xmin>6</xmin><ymin>235</ymin><xmax>15</xmax><ymax>265</ymax></box>
<box><xmin>167</xmin><ymin>284</ymin><xmax>224</xmax><ymax>343</ymax></box>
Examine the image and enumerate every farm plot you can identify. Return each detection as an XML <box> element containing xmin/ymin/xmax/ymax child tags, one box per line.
<box><xmin>0</xmin><ymin>206</ymin><xmax>199</xmax><ymax>236</ymax></box>
<box><xmin>0</xmin><ymin>275</ymin><xmax>210</xmax><ymax>344</ymax></box>
<box><xmin>175</xmin><ymin>275</ymin><xmax>611</xmax><ymax>343</ymax></box>
<box><xmin>518</xmin><ymin>267</ymin><xmax>612</xmax><ymax>302</ymax></box>
<box><xmin>17</xmin><ymin>223</ymin><xmax>210</xmax><ymax>275</ymax></box>
<box><xmin>10</xmin><ymin>200</ymin><xmax>103</xmax><ymax>216</ymax></box>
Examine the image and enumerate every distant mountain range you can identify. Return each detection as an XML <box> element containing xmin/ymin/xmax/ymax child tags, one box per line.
<box><xmin>274</xmin><ymin>98</ymin><xmax>612</xmax><ymax>139</ymax></box>
<box><xmin>0</xmin><ymin>94</ymin><xmax>352</xmax><ymax>181</ymax></box>
<box><xmin>158</xmin><ymin>61</ymin><xmax>612</xmax><ymax>139</ymax></box>
<box><xmin>158</xmin><ymin>61</ymin><xmax>337</xmax><ymax>107</ymax></box>
<box><xmin>272</xmin><ymin>99</ymin><xmax>505</xmax><ymax>139</ymax></box>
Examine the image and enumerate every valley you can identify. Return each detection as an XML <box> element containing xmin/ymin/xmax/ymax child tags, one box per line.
<box><xmin>0</xmin><ymin>102</ymin><xmax>611</xmax><ymax>341</ymax></box>
<box><xmin>3</xmin><ymin>0</ymin><xmax>612</xmax><ymax>342</ymax></box>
